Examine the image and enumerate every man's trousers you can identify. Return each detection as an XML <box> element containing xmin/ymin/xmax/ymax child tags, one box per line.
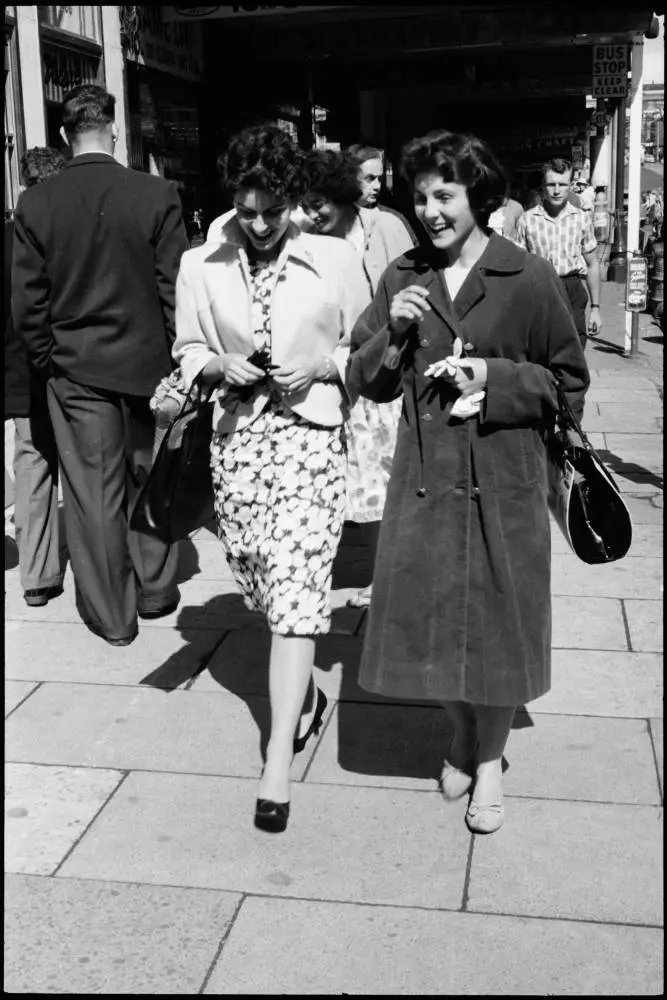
<box><xmin>13</xmin><ymin>411</ymin><xmax>62</xmax><ymax>593</ymax></box>
<box><xmin>47</xmin><ymin>373</ymin><xmax>180</xmax><ymax>644</ymax></box>
<box><xmin>560</xmin><ymin>274</ymin><xmax>589</xmax><ymax>352</ymax></box>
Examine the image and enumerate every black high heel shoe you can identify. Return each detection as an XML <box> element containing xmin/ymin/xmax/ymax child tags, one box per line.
<box><xmin>293</xmin><ymin>687</ymin><xmax>328</xmax><ymax>754</ymax></box>
<box><xmin>254</xmin><ymin>798</ymin><xmax>290</xmax><ymax>834</ymax></box>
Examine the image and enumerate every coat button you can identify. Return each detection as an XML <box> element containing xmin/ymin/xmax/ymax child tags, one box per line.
<box><xmin>422</xmin><ymin>412</ymin><xmax>433</xmax><ymax>421</ymax></box>
<box><xmin>420</xmin><ymin>338</ymin><xmax>430</xmax><ymax>348</ymax></box>
<box><xmin>463</xmin><ymin>341</ymin><xmax>476</xmax><ymax>353</ymax></box>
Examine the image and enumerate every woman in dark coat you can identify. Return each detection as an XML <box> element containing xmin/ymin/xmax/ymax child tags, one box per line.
<box><xmin>346</xmin><ymin>130</ymin><xmax>589</xmax><ymax>835</ymax></box>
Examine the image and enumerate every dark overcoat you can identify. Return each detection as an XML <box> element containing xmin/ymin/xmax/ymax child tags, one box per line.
<box><xmin>346</xmin><ymin>234</ymin><xmax>590</xmax><ymax>707</ymax></box>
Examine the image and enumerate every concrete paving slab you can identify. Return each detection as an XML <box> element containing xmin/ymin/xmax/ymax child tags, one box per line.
<box><xmin>625</xmin><ymin>599</ymin><xmax>663</xmax><ymax>653</ymax></box>
<box><xmin>5</xmin><ymin>680</ymin><xmax>38</xmax><ymax>717</ymax></box>
<box><xmin>307</xmin><ymin>707</ymin><xmax>661</xmax><ymax>804</ymax></box>
<box><xmin>4</xmin><ymin>683</ymin><xmax>320</xmax><ymax>780</ymax></box>
<box><xmin>503</xmin><ymin>714</ymin><xmax>660</xmax><ymax>804</ymax></box>
<box><xmin>532</xmin><ymin>650</ymin><xmax>663</xmax><ymax>718</ymax></box>
<box><xmin>178</xmin><ymin>537</ymin><xmax>238</xmax><ymax>583</ymax></box>
<box><xmin>587</xmin><ymin>387</ymin><xmax>663</xmax><ymax>404</ymax></box>
<box><xmin>622</xmin><ymin>495</ymin><xmax>664</xmax><ymax>524</ymax></box>
<box><xmin>551</xmin><ymin>554</ymin><xmax>662</xmax><ymax>599</ymax></box>
<box><xmin>5</xmin><ymin>763</ymin><xmax>123</xmax><ymax>876</ymax></box>
<box><xmin>650</xmin><ymin>718</ymin><xmax>663</xmax><ymax>799</ymax></box>
<box><xmin>4</xmin><ymin>619</ymin><xmax>227</xmax><ymax>688</ymax></box>
<box><xmin>582</xmin><ymin>405</ymin><xmax>662</xmax><ymax>434</ymax></box>
<box><xmin>58</xmin><ymin>772</ymin><xmax>470</xmax><ymax>909</ymax></box>
<box><xmin>467</xmin><ymin>798</ymin><xmax>663</xmax><ymax>926</ymax></box>
<box><xmin>552</xmin><ymin>596</ymin><xmax>627</xmax><ymax>649</ymax></box>
<box><xmin>204</xmin><ymin>896</ymin><xmax>664</xmax><ymax>996</ymax></box>
<box><xmin>4</xmin><ymin>874</ymin><xmax>240</xmax><ymax>995</ymax></box>
<box><xmin>604</xmin><ymin>433</ymin><xmax>663</xmax><ymax>475</ymax></box>
<box><xmin>550</xmin><ymin>522</ymin><xmax>662</xmax><ymax>557</ymax></box>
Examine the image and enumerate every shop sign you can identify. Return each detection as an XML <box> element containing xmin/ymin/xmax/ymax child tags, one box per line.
<box><xmin>162</xmin><ymin>5</ymin><xmax>343</xmax><ymax>20</ymax></box>
<box><xmin>592</xmin><ymin>43</ymin><xmax>628</xmax><ymax>99</ymax></box>
<box><xmin>123</xmin><ymin>7</ymin><xmax>204</xmax><ymax>82</ymax></box>
<box><xmin>626</xmin><ymin>256</ymin><xmax>648</xmax><ymax>312</ymax></box>
<box><xmin>571</xmin><ymin>144</ymin><xmax>584</xmax><ymax>167</ymax></box>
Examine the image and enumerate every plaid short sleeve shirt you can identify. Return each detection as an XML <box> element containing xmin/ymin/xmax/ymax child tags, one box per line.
<box><xmin>515</xmin><ymin>202</ymin><xmax>597</xmax><ymax>277</ymax></box>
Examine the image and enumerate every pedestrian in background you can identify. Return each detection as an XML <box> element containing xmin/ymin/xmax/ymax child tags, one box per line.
<box><xmin>515</xmin><ymin>158</ymin><xmax>602</xmax><ymax>348</ymax></box>
<box><xmin>301</xmin><ymin>148</ymin><xmax>415</xmax><ymax>607</ymax></box>
<box><xmin>347</xmin><ymin>141</ymin><xmax>417</xmax><ymax>240</ymax></box>
<box><xmin>5</xmin><ymin>147</ymin><xmax>65</xmax><ymax>607</ymax></box>
<box><xmin>12</xmin><ymin>85</ymin><xmax>189</xmax><ymax>646</ymax></box>
<box><xmin>347</xmin><ymin>129</ymin><xmax>589</xmax><ymax>835</ymax></box>
<box><xmin>173</xmin><ymin>125</ymin><xmax>370</xmax><ymax>833</ymax></box>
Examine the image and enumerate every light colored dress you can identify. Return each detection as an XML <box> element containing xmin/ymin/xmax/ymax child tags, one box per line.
<box><xmin>344</xmin><ymin>208</ymin><xmax>413</xmax><ymax>523</ymax></box>
<box><xmin>209</xmin><ymin>258</ymin><xmax>347</xmax><ymax>635</ymax></box>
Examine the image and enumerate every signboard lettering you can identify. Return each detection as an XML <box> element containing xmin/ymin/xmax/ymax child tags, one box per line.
<box><xmin>592</xmin><ymin>43</ymin><xmax>628</xmax><ymax>98</ymax></box>
<box><xmin>163</xmin><ymin>5</ymin><xmax>343</xmax><ymax>20</ymax></box>
<box><xmin>626</xmin><ymin>256</ymin><xmax>648</xmax><ymax>312</ymax></box>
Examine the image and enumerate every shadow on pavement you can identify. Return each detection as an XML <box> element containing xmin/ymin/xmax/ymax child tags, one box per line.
<box><xmin>597</xmin><ymin>450</ymin><xmax>663</xmax><ymax>490</ymax></box>
<box><xmin>5</xmin><ymin>533</ymin><xmax>18</xmax><ymax>570</ymax></box>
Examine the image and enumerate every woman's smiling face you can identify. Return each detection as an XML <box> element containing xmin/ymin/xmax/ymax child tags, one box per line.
<box><xmin>234</xmin><ymin>187</ymin><xmax>292</xmax><ymax>257</ymax></box>
<box><xmin>300</xmin><ymin>193</ymin><xmax>344</xmax><ymax>235</ymax></box>
<box><xmin>413</xmin><ymin>171</ymin><xmax>478</xmax><ymax>253</ymax></box>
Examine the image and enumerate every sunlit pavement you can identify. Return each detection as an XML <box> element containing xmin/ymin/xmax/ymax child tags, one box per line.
<box><xmin>4</xmin><ymin>284</ymin><xmax>662</xmax><ymax>995</ymax></box>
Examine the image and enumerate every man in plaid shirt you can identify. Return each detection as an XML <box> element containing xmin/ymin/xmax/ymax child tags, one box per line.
<box><xmin>516</xmin><ymin>158</ymin><xmax>602</xmax><ymax>349</ymax></box>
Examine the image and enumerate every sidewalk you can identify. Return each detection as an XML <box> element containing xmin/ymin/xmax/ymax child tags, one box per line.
<box><xmin>4</xmin><ymin>287</ymin><xmax>663</xmax><ymax>996</ymax></box>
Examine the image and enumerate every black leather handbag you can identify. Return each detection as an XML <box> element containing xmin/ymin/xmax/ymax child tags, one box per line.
<box><xmin>547</xmin><ymin>383</ymin><xmax>632</xmax><ymax>564</ymax></box>
<box><xmin>130</xmin><ymin>381</ymin><xmax>215</xmax><ymax>544</ymax></box>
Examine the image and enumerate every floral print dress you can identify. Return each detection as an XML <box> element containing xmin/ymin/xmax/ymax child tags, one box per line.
<box><xmin>209</xmin><ymin>257</ymin><xmax>347</xmax><ymax>635</ymax></box>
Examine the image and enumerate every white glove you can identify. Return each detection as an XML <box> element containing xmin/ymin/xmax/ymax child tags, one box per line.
<box><xmin>424</xmin><ymin>337</ymin><xmax>486</xmax><ymax>420</ymax></box>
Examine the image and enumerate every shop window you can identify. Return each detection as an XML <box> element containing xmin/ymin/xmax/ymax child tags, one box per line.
<box><xmin>4</xmin><ymin>19</ymin><xmax>23</xmax><ymax>221</ymax></box>
<box><xmin>38</xmin><ymin>5</ymin><xmax>101</xmax><ymax>44</ymax></box>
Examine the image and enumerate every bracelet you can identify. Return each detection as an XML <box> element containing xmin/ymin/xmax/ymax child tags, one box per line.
<box><xmin>322</xmin><ymin>356</ymin><xmax>334</xmax><ymax>381</ymax></box>
<box><xmin>590</xmin><ymin>303</ymin><xmax>600</xmax><ymax>308</ymax></box>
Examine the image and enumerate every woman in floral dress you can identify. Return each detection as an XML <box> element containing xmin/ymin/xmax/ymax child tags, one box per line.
<box><xmin>172</xmin><ymin>126</ymin><xmax>369</xmax><ymax>833</ymax></box>
<box><xmin>301</xmin><ymin>149</ymin><xmax>415</xmax><ymax>606</ymax></box>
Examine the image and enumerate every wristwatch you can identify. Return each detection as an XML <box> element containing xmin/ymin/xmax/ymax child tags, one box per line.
<box><xmin>590</xmin><ymin>303</ymin><xmax>600</xmax><ymax>308</ymax></box>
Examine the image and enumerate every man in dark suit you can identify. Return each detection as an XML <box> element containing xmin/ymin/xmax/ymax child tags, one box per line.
<box><xmin>12</xmin><ymin>85</ymin><xmax>189</xmax><ymax>646</ymax></box>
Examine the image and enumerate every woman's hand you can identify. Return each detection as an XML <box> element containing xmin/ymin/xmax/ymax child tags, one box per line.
<box><xmin>424</xmin><ymin>337</ymin><xmax>487</xmax><ymax>395</ymax></box>
<box><xmin>388</xmin><ymin>285</ymin><xmax>431</xmax><ymax>336</ymax></box>
<box><xmin>271</xmin><ymin>356</ymin><xmax>324</xmax><ymax>395</ymax></box>
<box><xmin>201</xmin><ymin>354</ymin><xmax>265</xmax><ymax>387</ymax></box>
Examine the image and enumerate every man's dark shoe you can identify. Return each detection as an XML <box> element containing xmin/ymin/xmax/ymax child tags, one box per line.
<box><xmin>138</xmin><ymin>598</ymin><xmax>180</xmax><ymax>620</ymax></box>
<box><xmin>23</xmin><ymin>585</ymin><xmax>64</xmax><ymax>607</ymax></box>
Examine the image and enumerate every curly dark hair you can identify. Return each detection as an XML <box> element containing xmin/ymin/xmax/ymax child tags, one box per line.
<box><xmin>302</xmin><ymin>149</ymin><xmax>362</xmax><ymax>206</ymax></box>
<box><xmin>20</xmin><ymin>146</ymin><xmax>67</xmax><ymax>187</ymax></box>
<box><xmin>219</xmin><ymin>124</ymin><xmax>306</xmax><ymax>201</ymax></box>
<box><xmin>400</xmin><ymin>130</ymin><xmax>508</xmax><ymax>226</ymax></box>
<box><xmin>61</xmin><ymin>85</ymin><xmax>115</xmax><ymax>138</ymax></box>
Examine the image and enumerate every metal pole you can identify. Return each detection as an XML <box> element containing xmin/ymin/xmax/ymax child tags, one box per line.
<box><xmin>607</xmin><ymin>93</ymin><xmax>628</xmax><ymax>281</ymax></box>
<box><xmin>624</xmin><ymin>34</ymin><xmax>644</xmax><ymax>355</ymax></box>
<box><xmin>630</xmin><ymin>311</ymin><xmax>640</xmax><ymax>357</ymax></box>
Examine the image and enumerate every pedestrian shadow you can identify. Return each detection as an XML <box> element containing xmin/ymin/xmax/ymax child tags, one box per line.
<box><xmin>589</xmin><ymin>338</ymin><xmax>625</xmax><ymax>355</ymax></box>
<box><xmin>597</xmin><ymin>449</ymin><xmax>663</xmax><ymax>490</ymax></box>
<box><xmin>175</xmin><ymin>535</ymin><xmax>203</xmax><ymax>585</ymax></box>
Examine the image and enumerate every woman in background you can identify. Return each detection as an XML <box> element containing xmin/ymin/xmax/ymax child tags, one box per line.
<box><xmin>301</xmin><ymin>148</ymin><xmax>415</xmax><ymax>607</ymax></box>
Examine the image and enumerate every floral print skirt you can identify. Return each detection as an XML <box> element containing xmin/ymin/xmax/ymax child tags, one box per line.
<box><xmin>210</xmin><ymin>398</ymin><xmax>347</xmax><ymax>635</ymax></box>
<box><xmin>345</xmin><ymin>396</ymin><xmax>402</xmax><ymax>523</ymax></box>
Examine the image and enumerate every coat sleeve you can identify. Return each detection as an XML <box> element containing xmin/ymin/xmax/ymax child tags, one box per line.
<box><xmin>481</xmin><ymin>261</ymin><xmax>589</xmax><ymax>428</ymax></box>
<box><xmin>11</xmin><ymin>194</ymin><xmax>54</xmax><ymax>376</ymax></box>
<box><xmin>346</xmin><ymin>268</ymin><xmax>409</xmax><ymax>404</ymax></box>
<box><xmin>172</xmin><ymin>252</ymin><xmax>219</xmax><ymax>391</ymax></box>
<box><xmin>380</xmin><ymin>212</ymin><xmax>417</xmax><ymax>260</ymax></box>
<box><xmin>152</xmin><ymin>181</ymin><xmax>190</xmax><ymax>347</ymax></box>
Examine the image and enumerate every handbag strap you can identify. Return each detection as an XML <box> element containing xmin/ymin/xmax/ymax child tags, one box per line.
<box><xmin>554</xmin><ymin>381</ymin><xmax>595</xmax><ymax>454</ymax></box>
